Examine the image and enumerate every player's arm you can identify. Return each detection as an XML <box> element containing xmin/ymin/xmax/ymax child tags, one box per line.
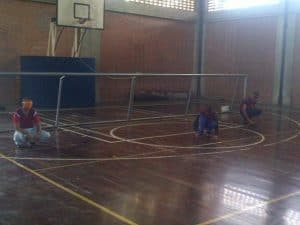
<box><xmin>14</xmin><ymin>120</ymin><xmax>28</xmax><ymax>135</ymax></box>
<box><xmin>13</xmin><ymin>114</ymin><xmax>29</xmax><ymax>135</ymax></box>
<box><xmin>242</xmin><ymin>104</ymin><xmax>253</xmax><ymax>124</ymax></box>
<box><xmin>35</xmin><ymin>121</ymin><xmax>41</xmax><ymax>134</ymax></box>
<box><xmin>33</xmin><ymin>112</ymin><xmax>41</xmax><ymax>136</ymax></box>
<box><xmin>13</xmin><ymin>115</ymin><xmax>34</xmax><ymax>141</ymax></box>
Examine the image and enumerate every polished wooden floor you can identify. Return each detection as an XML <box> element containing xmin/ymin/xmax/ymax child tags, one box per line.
<box><xmin>1</xmin><ymin>104</ymin><xmax>300</xmax><ymax>225</ymax></box>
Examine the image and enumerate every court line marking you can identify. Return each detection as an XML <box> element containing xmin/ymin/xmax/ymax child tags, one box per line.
<box><xmin>43</xmin><ymin>117</ymin><xmax>113</xmax><ymax>144</ymax></box>
<box><xmin>10</xmin><ymin>112</ymin><xmax>297</xmax><ymax>163</ymax></box>
<box><xmin>60</xmin><ymin>115</ymin><xmax>240</xmax><ymax>143</ymax></box>
<box><xmin>130</xmin><ymin>107</ymin><xmax>174</xmax><ymax>117</ymax></box>
<box><xmin>7</xmin><ymin>147</ymin><xmax>252</xmax><ymax>162</ymax></box>
<box><xmin>110</xmin><ymin>123</ymin><xmax>243</xmax><ymax>144</ymax></box>
<box><xmin>41</xmin><ymin>116</ymin><xmax>116</xmax><ymax>144</ymax></box>
<box><xmin>263</xmin><ymin>113</ymin><xmax>300</xmax><ymax>147</ymax></box>
<box><xmin>196</xmin><ymin>189</ymin><xmax>300</xmax><ymax>225</ymax></box>
<box><xmin>34</xmin><ymin>148</ymin><xmax>174</xmax><ymax>172</ymax></box>
<box><xmin>41</xmin><ymin>107</ymin><xmax>243</xmax><ymax>145</ymax></box>
<box><xmin>42</xmin><ymin>115</ymin><xmax>203</xmax><ymax>144</ymax></box>
<box><xmin>0</xmin><ymin>152</ymin><xmax>139</xmax><ymax>225</ymax></box>
<box><xmin>129</xmin><ymin>112</ymin><xmax>300</xmax><ymax>148</ymax></box>
<box><xmin>43</xmin><ymin>115</ymin><xmax>209</xmax><ymax>145</ymax></box>
<box><xmin>6</xmin><ymin>110</ymin><xmax>300</xmax><ymax>225</ymax></box>
<box><xmin>32</xmin><ymin>128</ymin><xmax>299</xmax><ymax>171</ymax></box>
<box><xmin>34</xmin><ymin>161</ymin><xmax>105</xmax><ymax>173</ymax></box>
<box><xmin>109</xmin><ymin>123</ymin><xmax>265</xmax><ymax>149</ymax></box>
<box><xmin>41</xmin><ymin>106</ymin><xmax>234</xmax><ymax>142</ymax></box>
<box><xmin>194</xmin><ymin>113</ymin><xmax>300</xmax><ymax>225</ymax></box>
<box><xmin>44</xmin><ymin>117</ymin><xmax>208</xmax><ymax>144</ymax></box>
<box><xmin>55</xmin><ymin>117</ymin><xmax>117</xmax><ymax>139</ymax></box>
<box><xmin>22</xmin><ymin>102</ymin><xmax>180</xmax><ymax>114</ymax></box>
<box><xmin>59</xmin><ymin>118</ymin><xmax>221</xmax><ymax>142</ymax></box>
<box><xmin>25</xmin><ymin>101</ymin><xmax>184</xmax><ymax>114</ymax></box>
<box><xmin>59</xmin><ymin>127</ymin><xmax>115</xmax><ymax>144</ymax></box>
<box><xmin>42</xmin><ymin>116</ymin><xmax>246</xmax><ymax>146</ymax></box>
<box><xmin>264</xmin><ymin>132</ymin><xmax>300</xmax><ymax>147</ymax></box>
<box><xmin>141</xmin><ymin>169</ymin><xmax>204</xmax><ymax>191</ymax></box>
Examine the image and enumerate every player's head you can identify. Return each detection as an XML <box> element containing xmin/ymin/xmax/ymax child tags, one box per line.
<box><xmin>253</xmin><ymin>91</ymin><xmax>259</xmax><ymax>100</ymax></box>
<box><xmin>22</xmin><ymin>97</ymin><xmax>33</xmax><ymax>111</ymax></box>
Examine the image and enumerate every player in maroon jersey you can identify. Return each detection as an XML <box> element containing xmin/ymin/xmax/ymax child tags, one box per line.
<box><xmin>13</xmin><ymin>98</ymin><xmax>50</xmax><ymax>147</ymax></box>
<box><xmin>240</xmin><ymin>91</ymin><xmax>262</xmax><ymax>125</ymax></box>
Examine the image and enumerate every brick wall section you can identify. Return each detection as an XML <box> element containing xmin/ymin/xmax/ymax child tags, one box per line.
<box><xmin>99</xmin><ymin>12</ymin><xmax>195</xmax><ymax>102</ymax></box>
<box><xmin>0</xmin><ymin>0</ymin><xmax>73</xmax><ymax>106</ymax></box>
<box><xmin>0</xmin><ymin>1</ymin><xmax>195</xmax><ymax>106</ymax></box>
<box><xmin>204</xmin><ymin>17</ymin><xmax>278</xmax><ymax>103</ymax></box>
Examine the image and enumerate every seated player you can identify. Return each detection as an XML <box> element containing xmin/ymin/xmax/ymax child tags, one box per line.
<box><xmin>194</xmin><ymin>105</ymin><xmax>219</xmax><ymax>138</ymax></box>
<box><xmin>240</xmin><ymin>91</ymin><xmax>262</xmax><ymax>125</ymax></box>
<box><xmin>13</xmin><ymin>98</ymin><xmax>50</xmax><ymax>148</ymax></box>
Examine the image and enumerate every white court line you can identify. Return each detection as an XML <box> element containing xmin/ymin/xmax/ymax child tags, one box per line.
<box><xmin>57</xmin><ymin>117</ymin><xmax>116</xmax><ymax>139</ymax></box>
<box><xmin>56</xmin><ymin>112</ymin><xmax>300</xmax><ymax>148</ymax></box>
<box><xmin>41</xmin><ymin>106</ymin><xmax>240</xmax><ymax>143</ymax></box>
<box><xmin>109</xmin><ymin>122</ymin><xmax>243</xmax><ymax>144</ymax></box>
<box><xmin>42</xmin><ymin>114</ymin><xmax>244</xmax><ymax>145</ymax></box>
<box><xmin>130</xmin><ymin>107</ymin><xmax>174</xmax><ymax>117</ymax></box>
<box><xmin>4</xmin><ymin>111</ymin><xmax>300</xmax><ymax>165</ymax></box>
<box><xmin>264</xmin><ymin>132</ymin><xmax>300</xmax><ymax>147</ymax></box>
<box><xmin>271</xmin><ymin>112</ymin><xmax>300</xmax><ymax>126</ymax></box>
<box><xmin>118</xmin><ymin>124</ymin><xmax>243</xmax><ymax>143</ymax></box>
<box><xmin>43</xmin><ymin>114</ymin><xmax>181</xmax><ymax>144</ymax></box>
<box><xmin>44</xmin><ymin>114</ymin><xmax>255</xmax><ymax>148</ymax></box>
<box><xmin>41</xmin><ymin>116</ymin><xmax>115</xmax><ymax>144</ymax></box>
<box><xmin>43</xmin><ymin>116</ymin><xmax>188</xmax><ymax>144</ymax></box>
<box><xmin>262</xmin><ymin>113</ymin><xmax>300</xmax><ymax>147</ymax></box>
<box><xmin>59</xmin><ymin>128</ymin><xmax>115</xmax><ymax>143</ymax></box>
<box><xmin>41</xmin><ymin>111</ymin><xmax>300</xmax><ymax>149</ymax></box>
<box><xmin>6</xmin><ymin>147</ymin><xmax>252</xmax><ymax>162</ymax></box>
<box><xmin>34</xmin><ymin>148</ymin><xmax>176</xmax><ymax>172</ymax></box>
<box><xmin>109</xmin><ymin>122</ymin><xmax>265</xmax><ymax>149</ymax></box>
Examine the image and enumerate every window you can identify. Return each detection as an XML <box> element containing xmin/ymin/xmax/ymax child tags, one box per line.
<box><xmin>208</xmin><ymin>0</ymin><xmax>280</xmax><ymax>12</ymax></box>
<box><xmin>125</xmin><ymin>0</ymin><xmax>195</xmax><ymax>12</ymax></box>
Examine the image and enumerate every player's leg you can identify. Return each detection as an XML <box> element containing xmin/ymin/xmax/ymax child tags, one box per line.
<box><xmin>39</xmin><ymin>130</ymin><xmax>51</xmax><ymax>142</ymax></box>
<box><xmin>252</xmin><ymin>108</ymin><xmax>262</xmax><ymax>117</ymax></box>
<box><xmin>198</xmin><ymin>115</ymin><xmax>208</xmax><ymax>135</ymax></box>
<box><xmin>13</xmin><ymin>130</ymin><xmax>30</xmax><ymax>147</ymax></box>
<box><xmin>207</xmin><ymin>120</ymin><xmax>218</xmax><ymax>137</ymax></box>
<box><xmin>246</xmin><ymin>108</ymin><xmax>262</xmax><ymax>120</ymax></box>
<box><xmin>28</xmin><ymin>128</ymin><xmax>51</xmax><ymax>143</ymax></box>
<box><xmin>240</xmin><ymin>110</ymin><xmax>249</xmax><ymax>124</ymax></box>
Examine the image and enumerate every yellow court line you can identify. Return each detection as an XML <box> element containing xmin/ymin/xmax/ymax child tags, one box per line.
<box><xmin>41</xmin><ymin>117</ymin><xmax>115</xmax><ymax>144</ymax></box>
<box><xmin>34</xmin><ymin>161</ymin><xmax>100</xmax><ymax>172</ymax></box>
<box><xmin>34</xmin><ymin>148</ymin><xmax>173</xmax><ymax>172</ymax></box>
<box><xmin>196</xmin><ymin>190</ymin><xmax>300</xmax><ymax>225</ymax></box>
<box><xmin>0</xmin><ymin>152</ymin><xmax>138</xmax><ymax>225</ymax></box>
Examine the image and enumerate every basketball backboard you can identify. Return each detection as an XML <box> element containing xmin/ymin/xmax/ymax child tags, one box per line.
<box><xmin>57</xmin><ymin>0</ymin><xmax>104</xmax><ymax>30</ymax></box>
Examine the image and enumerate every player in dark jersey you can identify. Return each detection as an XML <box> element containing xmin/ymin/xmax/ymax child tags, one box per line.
<box><xmin>194</xmin><ymin>105</ymin><xmax>218</xmax><ymax>138</ymax></box>
<box><xmin>13</xmin><ymin>98</ymin><xmax>50</xmax><ymax>147</ymax></box>
<box><xmin>240</xmin><ymin>91</ymin><xmax>262</xmax><ymax>125</ymax></box>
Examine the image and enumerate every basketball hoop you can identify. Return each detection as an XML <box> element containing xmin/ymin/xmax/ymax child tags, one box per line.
<box><xmin>57</xmin><ymin>0</ymin><xmax>104</xmax><ymax>29</ymax></box>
